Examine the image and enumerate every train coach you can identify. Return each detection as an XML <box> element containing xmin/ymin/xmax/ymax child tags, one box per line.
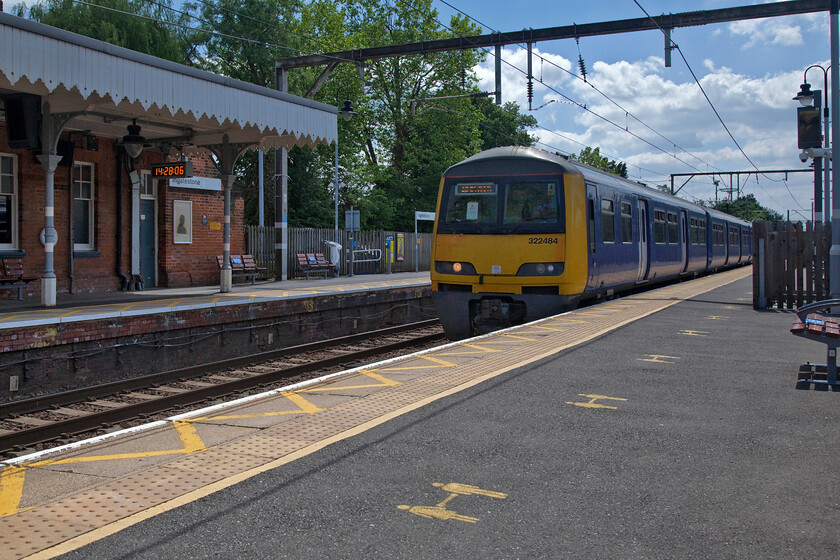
<box><xmin>430</xmin><ymin>146</ymin><xmax>751</xmax><ymax>339</ymax></box>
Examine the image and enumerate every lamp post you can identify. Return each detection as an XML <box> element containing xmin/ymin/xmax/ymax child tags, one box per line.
<box><xmin>794</xmin><ymin>66</ymin><xmax>831</xmax><ymax>223</ymax></box>
<box><xmin>335</xmin><ymin>99</ymin><xmax>355</xmax><ymax>240</ymax></box>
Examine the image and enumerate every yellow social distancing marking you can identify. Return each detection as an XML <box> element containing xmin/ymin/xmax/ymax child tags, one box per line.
<box><xmin>680</xmin><ymin>329</ymin><xmax>709</xmax><ymax>337</ymax></box>
<box><xmin>566</xmin><ymin>394</ymin><xmax>627</xmax><ymax>410</ymax></box>
<box><xmin>398</xmin><ymin>482</ymin><xmax>507</xmax><ymax>523</ymax></box>
<box><xmin>705</xmin><ymin>315</ymin><xmax>729</xmax><ymax>320</ymax></box>
<box><xmin>638</xmin><ymin>354</ymin><xmax>681</xmax><ymax>364</ymax></box>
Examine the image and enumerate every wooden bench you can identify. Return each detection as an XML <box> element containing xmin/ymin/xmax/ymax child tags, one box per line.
<box><xmin>296</xmin><ymin>253</ymin><xmax>329</xmax><ymax>280</ymax></box>
<box><xmin>216</xmin><ymin>254</ymin><xmax>266</xmax><ymax>284</ymax></box>
<box><xmin>0</xmin><ymin>258</ymin><xmax>37</xmax><ymax>300</ymax></box>
<box><xmin>791</xmin><ymin>299</ymin><xmax>840</xmax><ymax>388</ymax></box>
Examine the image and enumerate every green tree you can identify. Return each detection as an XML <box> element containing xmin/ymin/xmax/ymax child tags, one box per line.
<box><xmin>473</xmin><ymin>98</ymin><xmax>538</xmax><ymax>150</ymax></box>
<box><xmin>16</xmin><ymin>0</ymin><xmax>192</xmax><ymax>63</ymax></box>
<box><xmin>713</xmin><ymin>194</ymin><xmax>781</xmax><ymax>222</ymax></box>
<box><xmin>571</xmin><ymin>146</ymin><xmax>628</xmax><ymax>178</ymax></box>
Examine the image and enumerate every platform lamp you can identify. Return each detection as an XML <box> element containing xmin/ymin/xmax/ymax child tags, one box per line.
<box><xmin>122</xmin><ymin>119</ymin><xmax>145</xmax><ymax>160</ymax></box>
<box><xmin>334</xmin><ymin>98</ymin><xmax>355</xmax><ymax>253</ymax></box>
<box><xmin>794</xmin><ymin>65</ymin><xmax>831</xmax><ymax>223</ymax></box>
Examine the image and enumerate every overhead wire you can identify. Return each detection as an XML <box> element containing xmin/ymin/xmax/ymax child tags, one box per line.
<box><xmin>435</xmin><ymin>0</ymin><xmax>721</xmax><ymax>174</ymax></box>
<box><xmin>631</xmin><ymin>0</ymin><xmax>801</xmax><ymax>213</ymax></box>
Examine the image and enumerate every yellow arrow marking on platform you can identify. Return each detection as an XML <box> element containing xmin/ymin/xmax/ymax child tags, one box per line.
<box><xmin>520</xmin><ymin>325</ymin><xmax>567</xmax><ymax>333</ymax></box>
<box><xmin>190</xmin><ymin>391</ymin><xmax>325</xmax><ymax>420</ymax></box>
<box><xmin>497</xmin><ymin>334</ymin><xmax>536</xmax><ymax>341</ymax></box>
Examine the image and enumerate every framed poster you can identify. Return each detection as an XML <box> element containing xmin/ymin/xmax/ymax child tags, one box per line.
<box><xmin>173</xmin><ymin>200</ymin><xmax>192</xmax><ymax>244</ymax></box>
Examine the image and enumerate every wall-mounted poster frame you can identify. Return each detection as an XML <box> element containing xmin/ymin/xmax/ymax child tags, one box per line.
<box><xmin>173</xmin><ymin>200</ymin><xmax>192</xmax><ymax>244</ymax></box>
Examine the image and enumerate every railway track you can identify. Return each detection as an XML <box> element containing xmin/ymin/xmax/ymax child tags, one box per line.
<box><xmin>0</xmin><ymin>320</ymin><xmax>444</xmax><ymax>456</ymax></box>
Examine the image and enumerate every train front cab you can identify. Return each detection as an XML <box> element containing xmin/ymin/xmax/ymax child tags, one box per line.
<box><xmin>431</xmin><ymin>152</ymin><xmax>589</xmax><ymax>339</ymax></box>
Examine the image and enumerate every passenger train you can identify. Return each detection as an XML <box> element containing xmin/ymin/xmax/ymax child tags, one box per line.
<box><xmin>430</xmin><ymin>146</ymin><xmax>752</xmax><ymax>339</ymax></box>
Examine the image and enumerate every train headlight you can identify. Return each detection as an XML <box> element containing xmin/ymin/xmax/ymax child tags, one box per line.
<box><xmin>434</xmin><ymin>261</ymin><xmax>477</xmax><ymax>275</ymax></box>
<box><xmin>516</xmin><ymin>262</ymin><xmax>564</xmax><ymax>276</ymax></box>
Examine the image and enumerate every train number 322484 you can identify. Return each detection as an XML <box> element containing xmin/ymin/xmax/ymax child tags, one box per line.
<box><xmin>528</xmin><ymin>237</ymin><xmax>559</xmax><ymax>245</ymax></box>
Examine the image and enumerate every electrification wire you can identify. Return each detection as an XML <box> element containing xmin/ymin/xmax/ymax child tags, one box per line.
<box><xmin>435</xmin><ymin>0</ymin><xmax>721</xmax><ymax>174</ymax></box>
<box><xmin>421</xmin><ymin>2</ymin><xmax>709</xmax><ymax>176</ymax></box>
<box><xmin>412</xmin><ymin>2</ymin><xmax>704</xmax><ymax>196</ymax></box>
<box><xmin>631</xmin><ymin>0</ymin><xmax>800</xmax><ymax>213</ymax></box>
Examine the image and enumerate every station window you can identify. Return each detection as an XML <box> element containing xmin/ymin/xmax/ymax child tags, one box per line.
<box><xmin>0</xmin><ymin>153</ymin><xmax>18</xmax><ymax>250</ymax></box>
<box><xmin>654</xmin><ymin>210</ymin><xmax>666</xmax><ymax>244</ymax></box>
<box><xmin>601</xmin><ymin>199</ymin><xmax>615</xmax><ymax>243</ymax></box>
<box><xmin>667</xmin><ymin>212</ymin><xmax>678</xmax><ymax>244</ymax></box>
<box><xmin>620</xmin><ymin>202</ymin><xmax>632</xmax><ymax>243</ymax></box>
<box><xmin>73</xmin><ymin>162</ymin><xmax>95</xmax><ymax>251</ymax></box>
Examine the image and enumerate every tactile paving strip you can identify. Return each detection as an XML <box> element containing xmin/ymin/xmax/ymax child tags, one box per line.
<box><xmin>0</xmin><ymin>268</ymin><xmax>749</xmax><ymax>559</ymax></box>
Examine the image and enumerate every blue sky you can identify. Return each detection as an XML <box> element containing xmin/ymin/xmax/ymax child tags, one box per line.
<box><xmin>2</xmin><ymin>0</ymin><xmax>833</xmax><ymax>218</ymax></box>
<box><xmin>433</xmin><ymin>0</ymin><xmax>833</xmax><ymax>219</ymax></box>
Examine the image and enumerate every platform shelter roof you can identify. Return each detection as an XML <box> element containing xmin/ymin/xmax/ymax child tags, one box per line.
<box><xmin>0</xmin><ymin>12</ymin><xmax>338</xmax><ymax>151</ymax></box>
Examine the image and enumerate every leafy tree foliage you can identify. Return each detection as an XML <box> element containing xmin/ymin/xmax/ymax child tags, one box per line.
<box><xmin>712</xmin><ymin>194</ymin><xmax>781</xmax><ymax>222</ymax></box>
<box><xmin>15</xmin><ymin>0</ymin><xmax>192</xmax><ymax>64</ymax></box>
<box><xmin>16</xmin><ymin>0</ymin><xmax>544</xmax><ymax>230</ymax></box>
<box><xmin>571</xmin><ymin>146</ymin><xmax>628</xmax><ymax>178</ymax></box>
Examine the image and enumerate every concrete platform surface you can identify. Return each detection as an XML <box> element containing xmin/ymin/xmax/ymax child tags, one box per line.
<box><xmin>1</xmin><ymin>267</ymin><xmax>837</xmax><ymax>559</ymax></box>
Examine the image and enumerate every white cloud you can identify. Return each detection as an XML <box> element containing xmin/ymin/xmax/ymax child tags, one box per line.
<box><xmin>473</xmin><ymin>46</ymin><xmax>817</xmax><ymax>216</ymax></box>
<box><xmin>728</xmin><ymin>19</ymin><xmax>803</xmax><ymax>48</ymax></box>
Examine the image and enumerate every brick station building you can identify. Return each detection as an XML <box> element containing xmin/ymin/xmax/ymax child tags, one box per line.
<box><xmin>0</xmin><ymin>13</ymin><xmax>337</xmax><ymax>305</ymax></box>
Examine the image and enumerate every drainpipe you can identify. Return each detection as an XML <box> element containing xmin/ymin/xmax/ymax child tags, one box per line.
<box><xmin>116</xmin><ymin>152</ymin><xmax>129</xmax><ymax>290</ymax></box>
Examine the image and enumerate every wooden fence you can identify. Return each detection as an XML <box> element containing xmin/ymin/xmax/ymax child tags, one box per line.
<box><xmin>246</xmin><ymin>226</ymin><xmax>433</xmax><ymax>279</ymax></box>
<box><xmin>752</xmin><ymin>220</ymin><xmax>831</xmax><ymax>310</ymax></box>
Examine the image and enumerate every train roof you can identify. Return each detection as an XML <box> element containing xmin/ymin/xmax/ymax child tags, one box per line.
<box><xmin>447</xmin><ymin>146</ymin><xmax>750</xmax><ymax>227</ymax></box>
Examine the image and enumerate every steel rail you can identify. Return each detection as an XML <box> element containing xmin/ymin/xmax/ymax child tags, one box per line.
<box><xmin>0</xmin><ymin>320</ymin><xmax>442</xmax><ymax>454</ymax></box>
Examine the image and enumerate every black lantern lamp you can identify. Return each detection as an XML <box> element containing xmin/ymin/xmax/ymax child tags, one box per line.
<box><xmin>122</xmin><ymin>119</ymin><xmax>146</xmax><ymax>159</ymax></box>
<box><xmin>338</xmin><ymin>99</ymin><xmax>356</xmax><ymax>121</ymax></box>
<box><xmin>793</xmin><ymin>82</ymin><xmax>815</xmax><ymax>107</ymax></box>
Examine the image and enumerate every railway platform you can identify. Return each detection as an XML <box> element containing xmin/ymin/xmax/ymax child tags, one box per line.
<box><xmin>2</xmin><ymin>266</ymin><xmax>839</xmax><ymax>559</ymax></box>
<box><xmin>0</xmin><ymin>272</ymin><xmax>434</xmax><ymax>401</ymax></box>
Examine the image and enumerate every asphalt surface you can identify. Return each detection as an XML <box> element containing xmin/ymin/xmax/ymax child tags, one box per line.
<box><xmin>59</xmin><ymin>276</ymin><xmax>840</xmax><ymax>559</ymax></box>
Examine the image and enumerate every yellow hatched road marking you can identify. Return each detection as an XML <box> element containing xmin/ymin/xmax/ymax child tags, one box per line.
<box><xmin>435</xmin><ymin>344</ymin><xmax>502</xmax><ymax>355</ymax></box>
<box><xmin>638</xmin><ymin>354</ymin><xmax>681</xmax><ymax>364</ymax></box>
<box><xmin>497</xmin><ymin>334</ymin><xmax>536</xmax><ymax>341</ymax></box>
<box><xmin>0</xmin><ymin>466</ymin><xmax>26</xmax><ymax>517</ymax></box>
<box><xmin>173</xmin><ymin>420</ymin><xmax>207</xmax><ymax>453</ymax></box>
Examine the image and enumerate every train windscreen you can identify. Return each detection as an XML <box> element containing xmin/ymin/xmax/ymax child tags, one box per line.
<box><xmin>438</xmin><ymin>177</ymin><xmax>564</xmax><ymax>234</ymax></box>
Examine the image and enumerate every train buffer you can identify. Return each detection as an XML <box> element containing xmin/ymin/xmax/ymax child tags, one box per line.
<box><xmin>790</xmin><ymin>299</ymin><xmax>840</xmax><ymax>390</ymax></box>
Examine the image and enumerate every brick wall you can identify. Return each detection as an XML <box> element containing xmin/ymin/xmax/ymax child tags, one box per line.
<box><xmin>0</xmin><ymin>127</ymin><xmax>246</xmax><ymax>296</ymax></box>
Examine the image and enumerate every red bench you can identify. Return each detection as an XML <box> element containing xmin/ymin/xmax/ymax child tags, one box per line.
<box><xmin>216</xmin><ymin>254</ymin><xmax>266</xmax><ymax>284</ymax></box>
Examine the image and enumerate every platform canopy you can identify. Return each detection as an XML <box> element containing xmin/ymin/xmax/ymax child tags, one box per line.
<box><xmin>0</xmin><ymin>13</ymin><xmax>338</xmax><ymax>151</ymax></box>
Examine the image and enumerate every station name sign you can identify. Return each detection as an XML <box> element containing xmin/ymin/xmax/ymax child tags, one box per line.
<box><xmin>151</xmin><ymin>161</ymin><xmax>194</xmax><ymax>178</ymax></box>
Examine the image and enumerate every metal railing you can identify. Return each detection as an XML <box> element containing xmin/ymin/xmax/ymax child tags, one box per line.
<box><xmin>246</xmin><ymin>226</ymin><xmax>432</xmax><ymax>279</ymax></box>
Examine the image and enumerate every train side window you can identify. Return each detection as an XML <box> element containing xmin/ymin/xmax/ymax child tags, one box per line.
<box><xmin>588</xmin><ymin>198</ymin><xmax>596</xmax><ymax>254</ymax></box>
<box><xmin>654</xmin><ymin>210</ymin><xmax>666</xmax><ymax>244</ymax></box>
<box><xmin>690</xmin><ymin>217</ymin><xmax>698</xmax><ymax>244</ymax></box>
<box><xmin>712</xmin><ymin>224</ymin><xmax>724</xmax><ymax>245</ymax></box>
<box><xmin>699</xmin><ymin>219</ymin><xmax>707</xmax><ymax>242</ymax></box>
<box><xmin>620</xmin><ymin>202</ymin><xmax>632</xmax><ymax>243</ymax></box>
<box><xmin>667</xmin><ymin>212</ymin><xmax>678</xmax><ymax>244</ymax></box>
<box><xmin>601</xmin><ymin>199</ymin><xmax>615</xmax><ymax>243</ymax></box>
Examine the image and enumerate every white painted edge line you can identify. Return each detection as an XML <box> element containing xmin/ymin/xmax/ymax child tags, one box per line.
<box><xmin>1</xmin><ymin>271</ymin><xmax>738</xmax><ymax>466</ymax></box>
<box><xmin>0</xmin><ymin>421</ymin><xmax>169</xmax><ymax>466</ymax></box>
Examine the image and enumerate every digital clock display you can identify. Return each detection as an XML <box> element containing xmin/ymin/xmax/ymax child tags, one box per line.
<box><xmin>151</xmin><ymin>161</ymin><xmax>194</xmax><ymax>179</ymax></box>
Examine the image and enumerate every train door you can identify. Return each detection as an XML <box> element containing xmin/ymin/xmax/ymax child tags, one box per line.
<box><xmin>637</xmin><ymin>199</ymin><xmax>649</xmax><ymax>282</ymax></box>
<box><xmin>586</xmin><ymin>183</ymin><xmax>598</xmax><ymax>288</ymax></box>
<box><xmin>680</xmin><ymin>210</ymin><xmax>688</xmax><ymax>273</ymax></box>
